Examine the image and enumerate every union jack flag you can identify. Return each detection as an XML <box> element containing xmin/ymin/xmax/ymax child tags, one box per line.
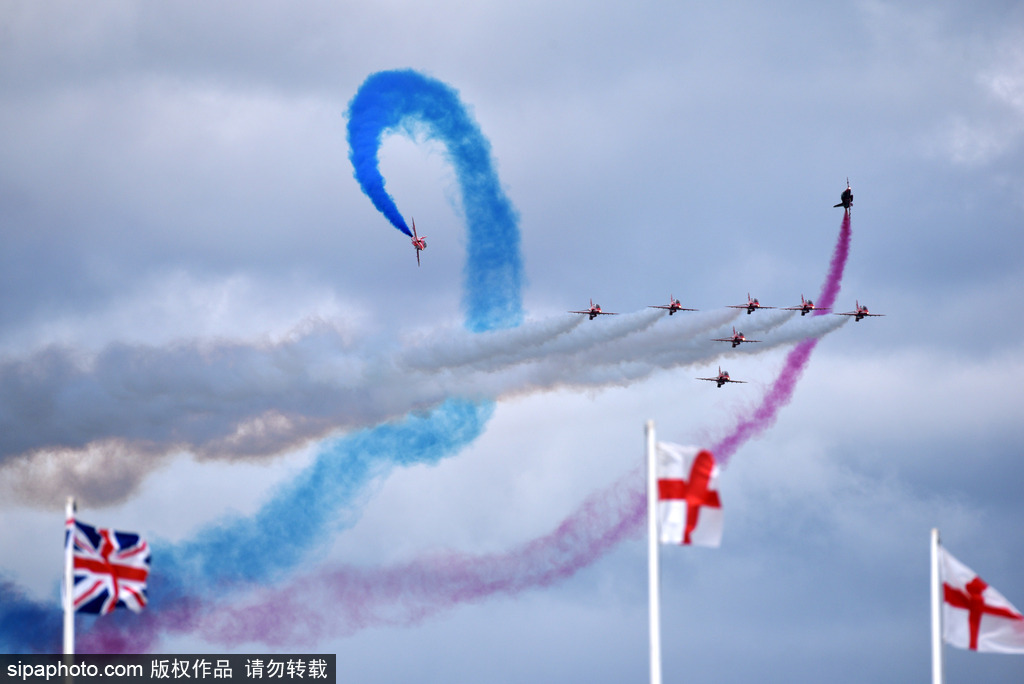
<box><xmin>66</xmin><ymin>519</ymin><xmax>150</xmax><ymax>615</ymax></box>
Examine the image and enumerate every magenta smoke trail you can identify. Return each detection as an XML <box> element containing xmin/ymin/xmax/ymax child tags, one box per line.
<box><xmin>712</xmin><ymin>212</ymin><xmax>852</xmax><ymax>463</ymax></box>
<box><xmin>198</xmin><ymin>467</ymin><xmax>646</xmax><ymax>646</ymax></box>
<box><xmin>183</xmin><ymin>214</ymin><xmax>855</xmax><ymax>647</ymax></box>
<box><xmin>82</xmin><ymin>215</ymin><xmax>853</xmax><ymax>651</ymax></box>
<box><xmin>79</xmin><ymin>466</ymin><xmax>645</xmax><ymax>651</ymax></box>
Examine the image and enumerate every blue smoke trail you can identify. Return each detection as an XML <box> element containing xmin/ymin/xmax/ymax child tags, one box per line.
<box><xmin>2</xmin><ymin>70</ymin><xmax>526</xmax><ymax>652</ymax></box>
<box><xmin>164</xmin><ymin>398</ymin><xmax>493</xmax><ymax>590</ymax></box>
<box><xmin>0</xmin><ymin>399</ymin><xmax>495</xmax><ymax>652</ymax></box>
<box><xmin>0</xmin><ymin>579</ymin><xmax>61</xmax><ymax>652</ymax></box>
<box><xmin>347</xmin><ymin>69</ymin><xmax>524</xmax><ymax>333</ymax></box>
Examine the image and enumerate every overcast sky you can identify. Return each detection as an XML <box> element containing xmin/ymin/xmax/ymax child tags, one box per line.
<box><xmin>2</xmin><ymin>0</ymin><xmax>1024</xmax><ymax>681</ymax></box>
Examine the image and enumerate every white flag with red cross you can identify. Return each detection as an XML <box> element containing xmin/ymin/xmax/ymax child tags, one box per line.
<box><xmin>656</xmin><ymin>443</ymin><xmax>722</xmax><ymax>547</ymax></box>
<box><xmin>940</xmin><ymin>545</ymin><xmax>1024</xmax><ymax>653</ymax></box>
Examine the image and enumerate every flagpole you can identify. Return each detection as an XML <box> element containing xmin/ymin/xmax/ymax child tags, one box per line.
<box><xmin>930</xmin><ymin>528</ymin><xmax>943</xmax><ymax>684</ymax></box>
<box><xmin>646</xmin><ymin>420</ymin><xmax>662</xmax><ymax>684</ymax></box>
<box><xmin>63</xmin><ymin>496</ymin><xmax>76</xmax><ymax>656</ymax></box>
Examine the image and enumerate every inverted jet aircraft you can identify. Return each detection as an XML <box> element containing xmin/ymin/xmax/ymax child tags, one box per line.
<box><xmin>728</xmin><ymin>293</ymin><xmax>775</xmax><ymax>315</ymax></box>
<box><xmin>783</xmin><ymin>295</ymin><xmax>830</xmax><ymax>316</ymax></box>
<box><xmin>697</xmin><ymin>367</ymin><xmax>747</xmax><ymax>388</ymax></box>
<box><xmin>570</xmin><ymin>299</ymin><xmax>618</xmax><ymax>320</ymax></box>
<box><xmin>648</xmin><ymin>295</ymin><xmax>697</xmax><ymax>315</ymax></box>
<box><xmin>835</xmin><ymin>300</ymin><xmax>884</xmax><ymax>322</ymax></box>
<box><xmin>834</xmin><ymin>179</ymin><xmax>853</xmax><ymax>212</ymax></box>
<box><xmin>713</xmin><ymin>326</ymin><xmax>761</xmax><ymax>348</ymax></box>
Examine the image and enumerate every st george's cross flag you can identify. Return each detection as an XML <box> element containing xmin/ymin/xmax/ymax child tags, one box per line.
<box><xmin>656</xmin><ymin>443</ymin><xmax>722</xmax><ymax>547</ymax></box>
<box><xmin>940</xmin><ymin>545</ymin><xmax>1024</xmax><ymax>653</ymax></box>
<box><xmin>67</xmin><ymin>518</ymin><xmax>151</xmax><ymax>615</ymax></box>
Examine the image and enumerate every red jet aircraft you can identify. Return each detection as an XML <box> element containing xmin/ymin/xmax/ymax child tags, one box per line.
<box><xmin>570</xmin><ymin>299</ymin><xmax>618</xmax><ymax>320</ymax></box>
<box><xmin>835</xmin><ymin>300</ymin><xmax>884</xmax><ymax>321</ymax></box>
<box><xmin>713</xmin><ymin>326</ymin><xmax>761</xmax><ymax>348</ymax></box>
<box><xmin>783</xmin><ymin>295</ymin><xmax>831</xmax><ymax>316</ymax></box>
<box><xmin>834</xmin><ymin>179</ymin><xmax>853</xmax><ymax>212</ymax></box>
<box><xmin>697</xmin><ymin>367</ymin><xmax>747</xmax><ymax>388</ymax></box>
<box><xmin>410</xmin><ymin>218</ymin><xmax>427</xmax><ymax>266</ymax></box>
<box><xmin>648</xmin><ymin>295</ymin><xmax>697</xmax><ymax>315</ymax></box>
<box><xmin>728</xmin><ymin>293</ymin><xmax>776</xmax><ymax>315</ymax></box>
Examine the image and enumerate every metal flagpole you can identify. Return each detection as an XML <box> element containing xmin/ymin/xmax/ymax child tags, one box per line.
<box><xmin>930</xmin><ymin>528</ymin><xmax>943</xmax><ymax>684</ymax></box>
<box><xmin>63</xmin><ymin>496</ymin><xmax>76</xmax><ymax>656</ymax></box>
<box><xmin>646</xmin><ymin>421</ymin><xmax>662</xmax><ymax>684</ymax></box>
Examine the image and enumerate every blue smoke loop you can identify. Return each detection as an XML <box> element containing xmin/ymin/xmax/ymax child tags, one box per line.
<box><xmin>1</xmin><ymin>70</ymin><xmax>526</xmax><ymax>652</ymax></box>
<box><xmin>347</xmin><ymin>69</ymin><xmax>524</xmax><ymax>333</ymax></box>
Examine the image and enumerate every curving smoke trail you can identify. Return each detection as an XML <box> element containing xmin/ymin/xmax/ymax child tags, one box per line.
<box><xmin>196</xmin><ymin>466</ymin><xmax>646</xmax><ymax>646</ymax></box>
<box><xmin>0</xmin><ymin>63</ymin><xmax>852</xmax><ymax>654</ymax></box>
<box><xmin>347</xmin><ymin>69</ymin><xmax>523</xmax><ymax>333</ymax></box>
<box><xmin>3</xmin><ymin>68</ymin><xmax>529</xmax><ymax>653</ymax></box>
<box><xmin>164</xmin><ymin>399</ymin><xmax>494</xmax><ymax>591</ymax></box>
<box><xmin>0</xmin><ymin>400</ymin><xmax>494</xmax><ymax>653</ymax></box>
<box><xmin>1</xmin><ymin>69</ymin><xmax>535</xmax><ymax>506</ymax></box>
<box><xmin>103</xmin><ymin>214</ymin><xmax>856</xmax><ymax>650</ymax></box>
<box><xmin>712</xmin><ymin>212</ymin><xmax>851</xmax><ymax>463</ymax></box>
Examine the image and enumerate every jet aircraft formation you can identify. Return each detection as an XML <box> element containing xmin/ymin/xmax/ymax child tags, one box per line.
<box><xmin>565</xmin><ymin>290</ymin><xmax>883</xmax><ymax>387</ymax></box>
<box><xmin>406</xmin><ymin>183</ymin><xmax>880</xmax><ymax>388</ymax></box>
<box><xmin>566</xmin><ymin>182</ymin><xmax>881</xmax><ymax>387</ymax></box>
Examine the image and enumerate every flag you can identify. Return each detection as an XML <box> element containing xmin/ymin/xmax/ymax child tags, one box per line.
<box><xmin>940</xmin><ymin>545</ymin><xmax>1024</xmax><ymax>653</ymax></box>
<box><xmin>656</xmin><ymin>443</ymin><xmax>722</xmax><ymax>547</ymax></box>
<box><xmin>66</xmin><ymin>519</ymin><xmax>150</xmax><ymax>615</ymax></box>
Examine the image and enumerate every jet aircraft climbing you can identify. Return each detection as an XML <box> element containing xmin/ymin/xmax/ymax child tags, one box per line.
<box><xmin>834</xmin><ymin>179</ymin><xmax>853</xmax><ymax>212</ymax></box>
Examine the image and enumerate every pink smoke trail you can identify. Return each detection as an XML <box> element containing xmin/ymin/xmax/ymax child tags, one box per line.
<box><xmin>83</xmin><ymin>214</ymin><xmax>853</xmax><ymax>651</ymax></box>
<box><xmin>712</xmin><ymin>212</ymin><xmax>851</xmax><ymax>463</ymax></box>
<box><xmin>186</xmin><ymin>214</ymin><xmax>855</xmax><ymax>648</ymax></box>
<box><xmin>198</xmin><ymin>466</ymin><xmax>646</xmax><ymax>646</ymax></box>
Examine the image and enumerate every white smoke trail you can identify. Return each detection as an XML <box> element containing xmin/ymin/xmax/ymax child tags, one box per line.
<box><xmin>0</xmin><ymin>306</ymin><xmax>845</xmax><ymax>505</ymax></box>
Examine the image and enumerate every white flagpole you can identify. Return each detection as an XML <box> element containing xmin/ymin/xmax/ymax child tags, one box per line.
<box><xmin>646</xmin><ymin>420</ymin><xmax>662</xmax><ymax>684</ymax></box>
<box><xmin>63</xmin><ymin>496</ymin><xmax>75</xmax><ymax>656</ymax></box>
<box><xmin>930</xmin><ymin>528</ymin><xmax>943</xmax><ymax>684</ymax></box>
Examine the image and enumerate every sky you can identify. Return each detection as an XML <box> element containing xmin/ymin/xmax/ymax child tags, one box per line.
<box><xmin>2</xmin><ymin>0</ymin><xmax>1024</xmax><ymax>681</ymax></box>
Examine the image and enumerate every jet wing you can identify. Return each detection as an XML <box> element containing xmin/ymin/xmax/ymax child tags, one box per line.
<box><xmin>649</xmin><ymin>305</ymin><xmax>697</xmax><ymax>311</ymax></box>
